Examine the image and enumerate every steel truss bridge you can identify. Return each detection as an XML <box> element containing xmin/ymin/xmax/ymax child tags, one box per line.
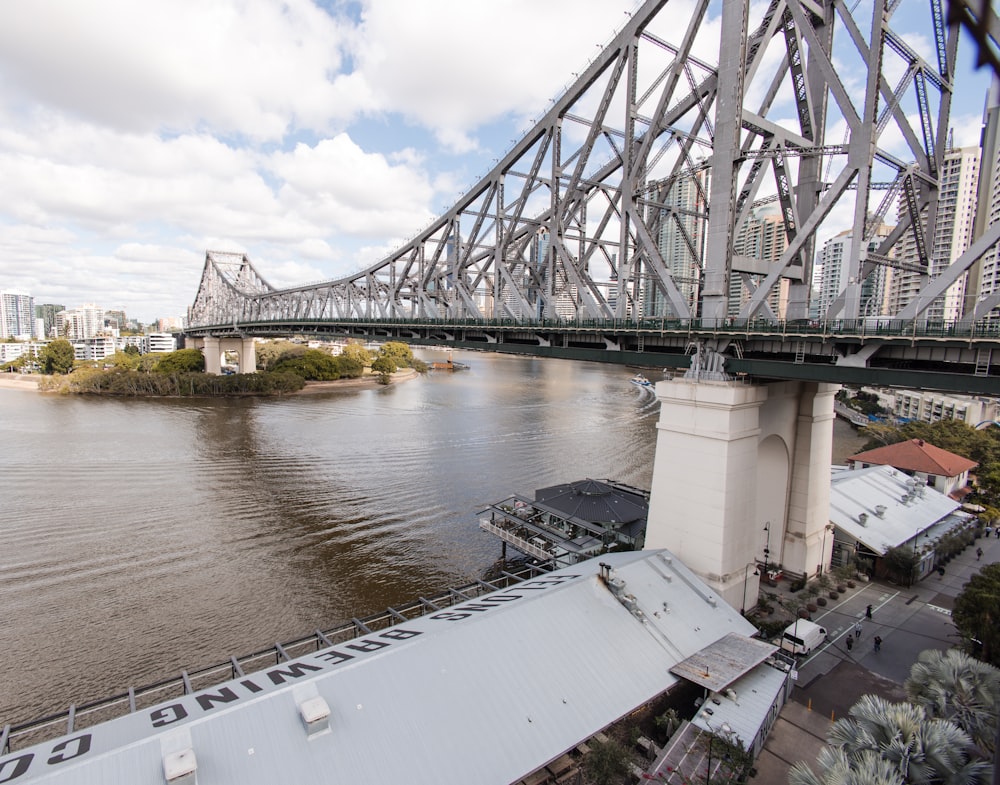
<box><xmin>187</xmin><ymin>0</ymin><xmax>1000</xmax><ymax>396</ymax></box>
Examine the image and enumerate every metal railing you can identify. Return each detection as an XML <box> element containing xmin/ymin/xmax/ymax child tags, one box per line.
<box><xmin>1</xmin><ymin>564</ymin><xmax>549</xmax><ymax>754</ymax></box>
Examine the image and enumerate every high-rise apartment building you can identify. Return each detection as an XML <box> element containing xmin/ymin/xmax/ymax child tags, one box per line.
<box><xmin>0</xmin><ymin>291</ymin><xmax>36</xmax><ymax>339</ymax></box>
<box><xmin>731</xmin><ymin>206</ymin><xmax>788</xmax><ymax>318</ymax></box>
<box><xmin>646</xmin><ymin>167</ymin><xmax>708</xmax><ymax>318</ymax></box>
<box><xmin>813</xmin><ymin>221</ymin><xmax>894</xmax><ymax>319</ymax></box>
<box><xmin>888</xmin><ymin>146</ymin><xmax>981</xmax><ymax>321</ymax></box>
<box><xmin>35</xmin><ymin>303</ymin><xmax>65</xmax><ymax>338</ymax></box>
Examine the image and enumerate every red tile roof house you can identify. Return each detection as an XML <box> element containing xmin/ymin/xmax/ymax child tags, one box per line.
<box><xmin>846</xmin><ymin>439</ymin><xmax>978</xmax><ymax>499</ymax></box>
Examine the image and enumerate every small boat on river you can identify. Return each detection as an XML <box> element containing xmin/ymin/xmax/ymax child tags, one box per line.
<box><xmin>630</xmin><ymin>373</ymin><xmax>653</xmax><ymax>390</ymax></box>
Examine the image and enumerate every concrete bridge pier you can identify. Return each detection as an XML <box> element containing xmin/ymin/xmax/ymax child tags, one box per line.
<box><xmin>644</xmin><ymin>378</ymin><xmax>838</xmax><ymax>613</ymax></box>
<box><xmin>188</xmin><ymin>335</ymin><xmax>257</xmax><ymax>375</ymax></box>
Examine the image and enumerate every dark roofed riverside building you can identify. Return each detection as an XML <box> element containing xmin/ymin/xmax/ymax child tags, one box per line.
<box><xmin>479</xmin><ymin>479</ymin><xmax>650</xmax><ymax>567</ymax></box>
<box><xmin>0</xmin><ymin>552</ymin><xmax>792</xmax><ymax>785</ymax></box>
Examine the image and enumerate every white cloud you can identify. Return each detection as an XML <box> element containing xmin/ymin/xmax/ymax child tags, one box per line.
<box><xmin>0</xmin><ymin>0</ymin><xmax>352</xmax><ymax>140</ymax></box>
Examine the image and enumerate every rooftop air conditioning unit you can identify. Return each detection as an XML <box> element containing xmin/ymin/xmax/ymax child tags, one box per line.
<box><xmin>874</xmin><ymin>505</ymin><xmax>886</xmax><ymax>518</ymax></box>
<box><xmin>858</xmin><ymin>512</ymin><xmax>868</xmax><ymax>526</ymax></box>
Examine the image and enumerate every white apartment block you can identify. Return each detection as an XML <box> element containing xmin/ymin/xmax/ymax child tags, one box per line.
<box><xmin>0</xmin><ymin>341</ymin><xmax>45</xmax><ymax>363</ymax></box>
<box><xmin>58</xmin><ymin>304</ymin><xmax>106</xmax><ymax>340</ymax></box>
<box><xmin>0</xmin><ymin>291</ymin><xmax>36</xmax><ymax>339</ymax></box>
<box><xmin>867</xmin><ymin>387</ymin><xmax>999</xmax><ymax>426</ymax></box>
<box><xmin>147</xmin><ymin>333</ymin><xmax>177</xmax><ymax>353</ymax></box>
<box><xmin>72</xmin><ymin>336</ymin><xmax>117</xmax><ymax>361</ymax></box>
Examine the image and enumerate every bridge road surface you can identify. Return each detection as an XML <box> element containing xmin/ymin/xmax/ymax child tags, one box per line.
<box><xmin>751</xmin><ymin>530</ymin><xmax>999</xmax><ymax>784</ymax></box>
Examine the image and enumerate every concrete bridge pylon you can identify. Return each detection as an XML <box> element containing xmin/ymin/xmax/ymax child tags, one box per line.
<box><xmin>188</xmin><ymin>335</ymin><xmax>257</xmax><ymax>375</ymax></box>
<box><xmin>644</xmin><ymin>377</ymin><xmax>838</xmax><ymax>613</ymax></box>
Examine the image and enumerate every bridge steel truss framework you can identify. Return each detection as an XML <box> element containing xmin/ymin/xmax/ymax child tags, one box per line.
<box><xmin>189</xmin><ymin>0</ymin><xmax>990</xmax><ymax>346</ymax></box>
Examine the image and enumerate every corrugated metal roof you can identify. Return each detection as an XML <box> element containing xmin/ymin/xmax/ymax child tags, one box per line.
<box><xmin>5</xmin><ymin>551</ymin><xmax>756</xmax><ymax>785</ymax></box>
<box><xmin>669</xmin><ymin>633</ymin><xmax>777</xmax><ymax>692</ymax></box>
<box><xmin>830</xmin><ymin>465</ymin><xmax>960</xmax><ymax>554</ymax></box>
<box><xmin>690</xmin><ymin>660</ymin><xmax>790</xmax><ymax>750</ymax></box>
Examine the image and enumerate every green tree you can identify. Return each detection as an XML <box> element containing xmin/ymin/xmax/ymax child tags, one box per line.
<box><xmin>154</xmin><ymin>349</ymin><xmax>206</xmax><ymax>374</ymax></box>
<box><xmin>340</xmin><ymin>342</ymin><xmax>372</xmax><ymax>367</ymax></box>
<box><xmin>582</xmin><ymin>738</ymin><xmax>630</xmax><ymax>785</ymax></box>
<box><xmin>270</xmin><ymin>350</ymin><xmax>341</xmax><ymax>380</ymax></box>
<box><xmin>809</xmin><ymin>695</ymin><xmax>990</xmax><ymax>785</ymax></box>
<box><xmin>378</xmin><ymin>341</ymin><xmax>413</xmax><ymax>368</ymax></box>
<box><xmin>123</xmin><ymin>344</ymin><xmax>140</xmax><ymax>356</ymax></box>
<box><xmin>953</xmin><ymin>564</ymin><xmax>1000</xmax><ymax>667</ymax></box>
<box><xmin>905</xmin><ymin>648</ymin><xmax>1000</xmax><ymax>754</ymax></box>
<box><xmin>255</xmin><ymin>339</ymin><xmax>302</xmax><ymax>370</ymax></box>
<box><xmin>370</xmin><ymin>355</ymin><xmax>397</xmax><ymax>376</ymax></box>
<box><xmin>790</xmin><ymin>747</ymin><xmax>906</xmax><ymax>785</ymax></box>
<box><xmin>883</xmin><ymin>546</ymin><xmax>921</xmax><ymax>586</ymax></box>
<box><xmin>106</xmin><ymin>350</ymin><xmax>141</xmax><ymax>371</ymax></box>
<box><xmin>38</xmin><ymin>339</ymin><xmax>75</xmax><ymax>374</ymax></box>
<box><xmin>333</xmin><ymin>354</ymin><xmax>364</xmax><ymax>378</ymax></box>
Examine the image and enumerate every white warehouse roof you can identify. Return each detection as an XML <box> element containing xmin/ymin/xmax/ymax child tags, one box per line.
<box><xmin>830</xmin><ymin>465</ymin><xmax>960</xmax><ymax>554</ymax></box>
<box><xmin>3</xmin><ymin>551</ymin><xmax>757</xmax><ymax>785</ymax></box>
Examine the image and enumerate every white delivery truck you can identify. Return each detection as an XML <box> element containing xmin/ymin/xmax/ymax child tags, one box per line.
<box><xmin>779</xmin><ymin>619</ymin><xmax>828</xmax><ymax>655</ymax></box>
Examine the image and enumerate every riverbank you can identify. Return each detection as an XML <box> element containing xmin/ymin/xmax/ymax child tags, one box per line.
<box><xmin>0</xmin><ymin>368</ymin><xmax>419</xmax><ymax>394</ymax></box>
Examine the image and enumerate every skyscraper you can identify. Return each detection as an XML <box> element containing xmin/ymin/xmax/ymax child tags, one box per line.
<box><xmin>1</xmin><ymin>291</ymin><xmax>36</xmax><ymax>339</ymax></box>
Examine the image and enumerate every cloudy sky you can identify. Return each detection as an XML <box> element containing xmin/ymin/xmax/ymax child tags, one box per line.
<box><xmin>0</xmin><ymin>0</ymin><xmax>992</xmax><ymax>323</ymax></box>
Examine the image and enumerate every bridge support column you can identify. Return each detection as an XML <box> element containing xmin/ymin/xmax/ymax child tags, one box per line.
<box><xmin>201</xmin><ymin>336</ymin><xmax>222</xmax><ymax>375</ymax></box>
<box><xmin>644</xmin><ymin>379</ymin><xmax>837</xmax><ymax>611</ymax></box>
<box><xmin>645</xmin><ymin>380</ymin><xmax>768</xmax><ymax>612</ymax></box>
<box><xmin>784</xmin><ymin>383</ymin><xmax>838</xmax><ymax>579</ymax></box>
<box><xmin>241</xmin><ymin>337</ymin><xmax>257</xmax><ymax>373</ymax></box>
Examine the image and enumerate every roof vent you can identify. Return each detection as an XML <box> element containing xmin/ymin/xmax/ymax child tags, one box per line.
<box><xmin>874</xmin><ymin>505</ymin><xmax>886</xmax><ymax>518</ymax></box>
<box><xmin>299</xmin><ymin>696</ymin><xmax>331</xmax><ymax>738</ymax></box>
<box><xmin>858</xmin><ymin>512</ymin><xmax>868</xmax><ymax>526</ymax></box>
<box><xmin>163</xmin><ymin>749</ymin><xmax>197</xmax><ymax>784</ymax></box>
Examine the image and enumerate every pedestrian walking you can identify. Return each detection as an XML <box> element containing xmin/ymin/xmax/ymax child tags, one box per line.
<box><xmin>846</xmin><ymin>635</ymin><xmax>854</xmax><ymax>652</ymax></box>
<box><xmin>995</xmin><ymin>527</ymin><xmax>999</xmax><ymax>539</ymax></box>
<box><xmin>874</xmin><ymin>635</ymin><xmax>882</xmax><ymax>652</ymax></box>
<box><xmin>865</xmin><ymin>604</ymin><xmax>873</xmax><ymax>620</ymax></box>
<box><xmin>854</xmin><ymin>621</ymin><xmax>862</xmax><ymax>639</ymax></box>
<box><xmin>976</xmin><ymin>546</ymin><xmax>983</xmax><ymax>561</ymax></box>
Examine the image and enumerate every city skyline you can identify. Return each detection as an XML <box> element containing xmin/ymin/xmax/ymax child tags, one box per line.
<box><xmin>0</xmin><ymin>0</ymin><xmax>994</xmax><ymax>323</ymax></box>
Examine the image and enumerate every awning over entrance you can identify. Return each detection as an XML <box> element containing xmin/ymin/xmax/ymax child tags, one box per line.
<box><xmin>669</xmin><ymin>632</ymin><xmax>778</xmax><ymax>693</ymax></box>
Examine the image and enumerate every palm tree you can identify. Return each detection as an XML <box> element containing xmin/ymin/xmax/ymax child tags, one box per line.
<box><xmin>823</xmin><ymin>695</ymin><xmax>990</xmax><ymax>784</ymax></box>
<box><xmin>790</xmin><ymin>748</ymin><xmax>904</xmax><ymax>785</ymax></box>
<box><xmin>905</xmin><ymin>649</ymin><xmax>1000</xmax><ymax>754</ymax></box>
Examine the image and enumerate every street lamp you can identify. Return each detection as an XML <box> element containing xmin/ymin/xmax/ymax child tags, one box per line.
<box><xmin>740</xmin><ymin>562</ymin><xmax>760</xmax><ymax>615</ymax></box>
<box><xmin>762</xmin><ymin>521</ymin><xmax>771</xmax><ymax>578</ymax></box>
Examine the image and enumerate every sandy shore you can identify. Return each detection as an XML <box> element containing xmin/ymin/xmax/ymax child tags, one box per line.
<box><xmin>294</xmin><ymin>367</ymin><xmax>418</xmax><ymax>394</ymax></box>
<box><xmin>0</xmin><ymin>374</ymin><xmax>39</xmax><ymax>390</ymax></box>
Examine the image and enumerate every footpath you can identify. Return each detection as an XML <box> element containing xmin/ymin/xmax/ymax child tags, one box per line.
<box><xmin>751</xmin><ymin>531</ymin><xmax>999</xmax><ymax>784</ymax></box>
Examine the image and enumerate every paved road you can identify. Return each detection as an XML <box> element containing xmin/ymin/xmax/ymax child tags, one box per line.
<box><xmin>752</xmin><ymin>528</ymin><xmax>998</xmax><ymax>784</ymax></box>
